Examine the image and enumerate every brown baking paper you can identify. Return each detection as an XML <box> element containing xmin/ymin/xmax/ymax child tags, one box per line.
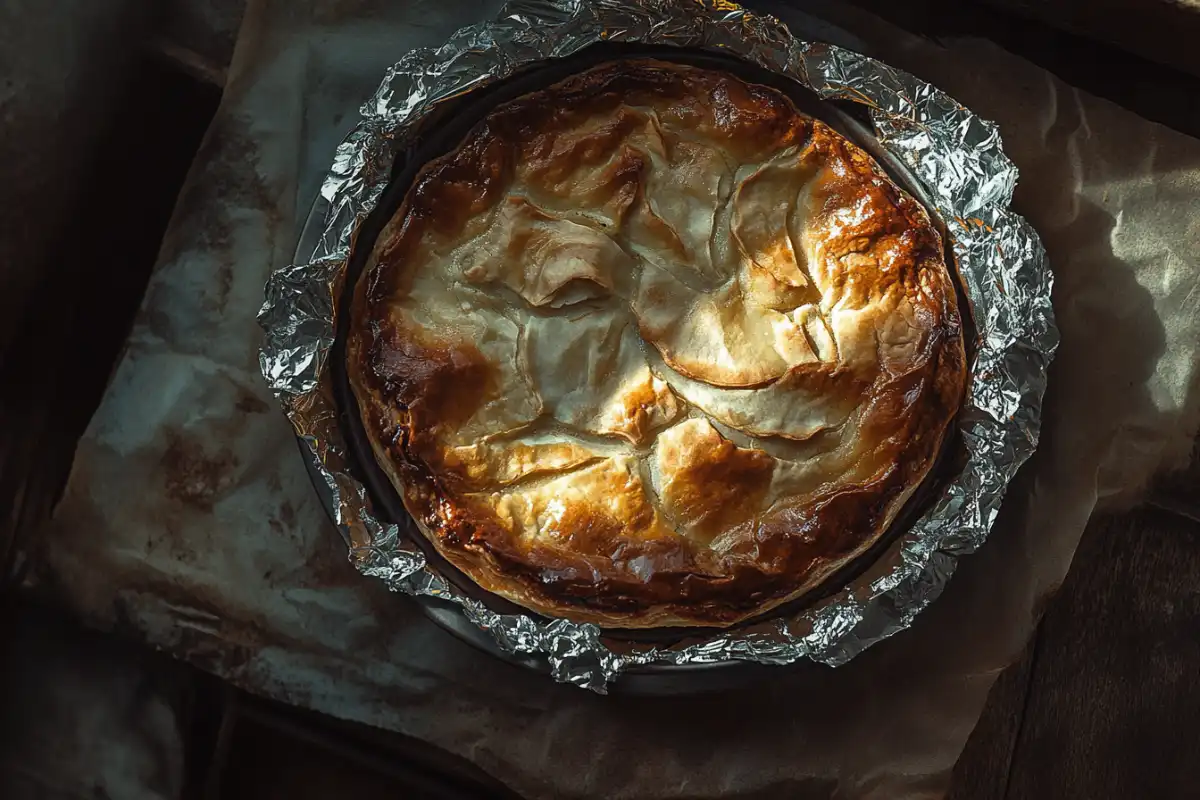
<box><xmin>33</xmin><ymin>0</ymin><xmax>1200</xmax><ymax>797</ymax></box>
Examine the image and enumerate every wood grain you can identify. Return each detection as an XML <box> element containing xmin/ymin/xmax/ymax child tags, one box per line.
<box><xmin>946</xmin><ymin>638</ymin><xmax>1036</xmax><ymax>800</ymax></box>
<box><xmin>951</xmin><ymin>503</ymin><xmax>1200</xmax><ymax>799</ymax></box>
<box><xmin>1006</xmin><ymin>508</ymin><xmax>1200</xmax><ymax>800</ymax></box>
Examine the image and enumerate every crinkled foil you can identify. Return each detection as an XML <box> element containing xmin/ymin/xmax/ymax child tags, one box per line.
<box><xmin>258</xmin><ymin>0</ymin><xmax>1057</xmax><ymax>692</ymax></box>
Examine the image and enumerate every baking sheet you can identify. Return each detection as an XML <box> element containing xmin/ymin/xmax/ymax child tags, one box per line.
<box><xmin>32</xmin><ymin>0</ymin><xmax>1200</xmax><ymax>797</ymax></box>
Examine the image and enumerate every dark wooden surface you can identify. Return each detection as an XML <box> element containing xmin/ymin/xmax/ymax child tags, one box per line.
<box><xmin>845</xmin><ymin>0</ymin><xmax>1200</xmax><ymax>146</ymax></box>
<box><xmin>979</xmin><ymin>0</ymin><xmax>1200</xmax><ymax>77</ymax></box>
<box><xmin>950</xmin><ymin>455</ymin><xmax>1200</xmax><ymax>800</ymax></box>
<box><xmin>856</xmin><ymin>0</ymin><xmax>1200</xmax><ymax>77</ymax></box>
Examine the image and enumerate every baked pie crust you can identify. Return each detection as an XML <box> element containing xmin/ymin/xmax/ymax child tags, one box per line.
<box><xmin>347</xmin><ymin>59</ymin><xmax>966</xmax><ymax>628</ymax></box>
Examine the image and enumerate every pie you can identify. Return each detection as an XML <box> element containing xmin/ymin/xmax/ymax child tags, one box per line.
<box><xmin>347</xmin><ymin>59</ymin><xmax>966</xmax><ymax>628</ymax></box>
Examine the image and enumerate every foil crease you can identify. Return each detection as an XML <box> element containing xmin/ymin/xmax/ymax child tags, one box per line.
<box><xmin>257</xmin><ymin>0</ymin><xmax>1057</xmax><ymax>692</ymax></box>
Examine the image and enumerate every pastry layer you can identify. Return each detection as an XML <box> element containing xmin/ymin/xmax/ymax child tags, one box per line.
<box><xmin>348</xmin><ymin>59</ymin><xmax>966</xmax><ymax>628</ymax></box>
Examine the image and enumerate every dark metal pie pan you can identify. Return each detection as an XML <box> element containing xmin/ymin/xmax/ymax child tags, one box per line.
<box><xmin>298</xmin><ymin>41</ymin><xmax>975</xmax><ymax>694</ymax></box>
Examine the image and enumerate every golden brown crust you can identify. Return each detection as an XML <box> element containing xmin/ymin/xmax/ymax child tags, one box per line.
<box><xmin>347</xmin><ymin>59</ymin><xmax>966</xmax><ymax>628</ymax></box>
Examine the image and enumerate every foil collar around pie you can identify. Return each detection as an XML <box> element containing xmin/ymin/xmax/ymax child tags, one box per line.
<box><xmin>258</xmin><ymin>0</ymin><xmax>1058</xmax><ymax>692</ymax></box>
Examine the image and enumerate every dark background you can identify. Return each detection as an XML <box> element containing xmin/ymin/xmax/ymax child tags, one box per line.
<box><xmin>1</xmin><ymin>1</ymin><xmax>1197</xmax><ymax>797</ymax></box>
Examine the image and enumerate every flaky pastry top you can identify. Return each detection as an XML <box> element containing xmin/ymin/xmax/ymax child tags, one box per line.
<box><xmin>348</xmin><ymin>59</ymin><xmax>966</xmax><ymax>628</ymax></box>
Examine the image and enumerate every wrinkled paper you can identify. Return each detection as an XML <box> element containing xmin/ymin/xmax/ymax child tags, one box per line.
<box><xmin>36</xmin><ymin>0</ymin><xmax>1200</xmax><ymax>797</ymax></box>
<box><xmin>258</xmin><ymin>0</ymin><xmax>1057</xmax><ymax>692</ymax></box>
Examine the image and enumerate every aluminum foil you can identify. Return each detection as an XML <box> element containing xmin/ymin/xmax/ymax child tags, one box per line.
<box><xmin>258</xmin><ymin>0</ymin><xmax>1057</xmax><ymax>692</ymax></box>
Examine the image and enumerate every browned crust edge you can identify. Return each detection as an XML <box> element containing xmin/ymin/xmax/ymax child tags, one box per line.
<box><xmin>346</xmin><ymin>58</ymin><xmax>967</xmax><ymax>629</ymax></box>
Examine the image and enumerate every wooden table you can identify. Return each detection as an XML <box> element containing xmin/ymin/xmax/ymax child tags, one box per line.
<box><xmin>950</xmin><ymin>451</ymin><xmax>1200</xmax><ymax>798</ymax></box>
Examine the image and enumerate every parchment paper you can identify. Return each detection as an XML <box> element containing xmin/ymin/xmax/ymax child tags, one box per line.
<box><xmin>34</xmin><ymin>1</ymin><xmax>1200</xmax><ymax>798</ymax></box>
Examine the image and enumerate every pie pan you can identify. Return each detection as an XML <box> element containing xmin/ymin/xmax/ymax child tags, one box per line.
<box><xmin>295</xmin><ymin>42</ymin><xmax>974</xmax><ymax>693</ymax></box>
